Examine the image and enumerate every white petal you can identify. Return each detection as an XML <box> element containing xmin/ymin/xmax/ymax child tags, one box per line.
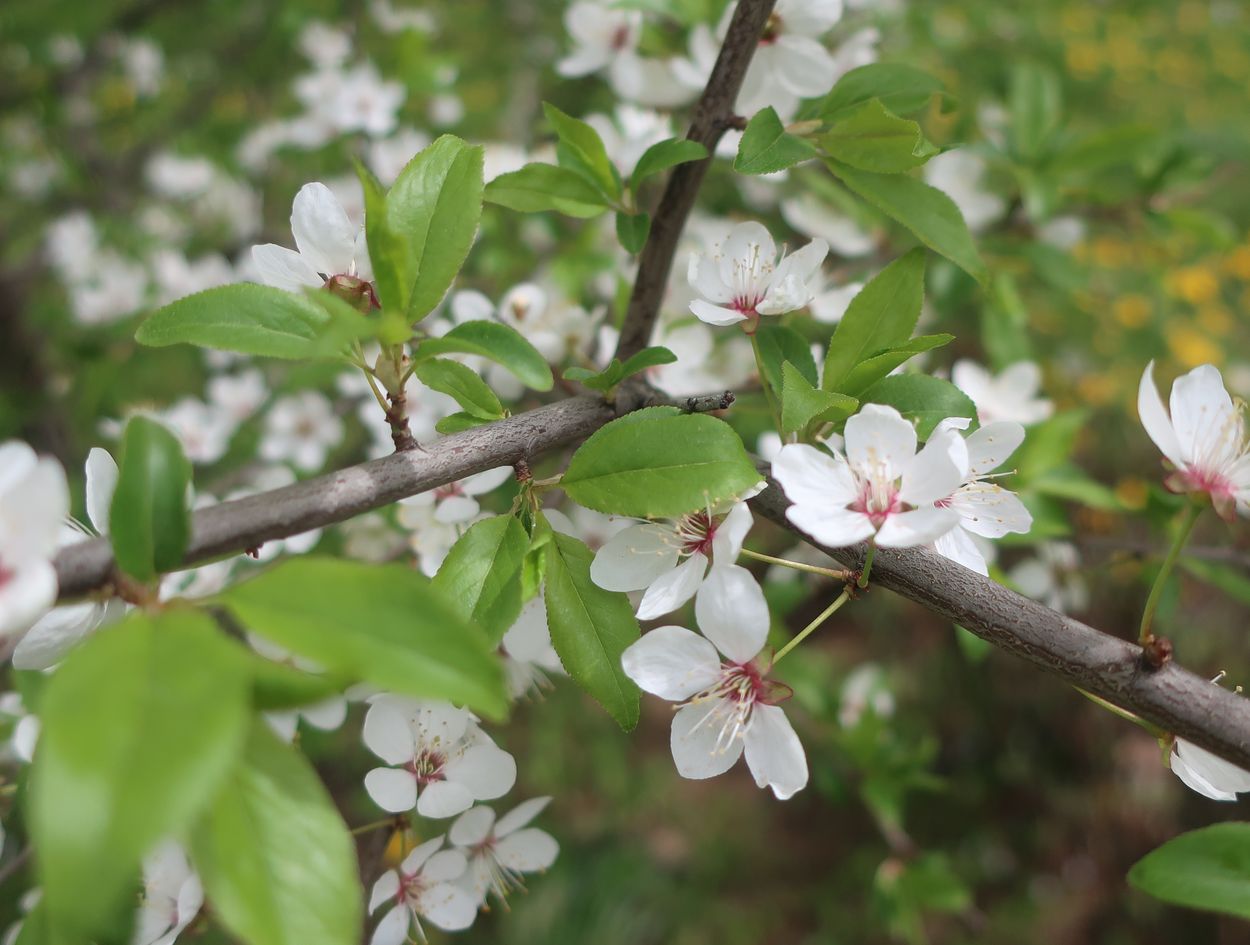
<box><xmin>369</xmin><ymin>871</ymin><xmax>401</xmax><ymax>914</ymax></box>
<box><xmin>0</xmin><ymin>563</ymin><xmax>58</xmax><ymax>638</ymax></box>
<box><xmin>422</xmin><ymin>849</ymin><xmax>469</xmax><ymax>884</ymax></box>
<box><xmin>687</xmin><ymin>251</ymin><xmax>734</xmax><ymax>303</ymax></box>
<box><xmin>84</xmin><ymin>448</ymin><xmax>119</xmax><ymax>535</ymax></box>
<box><xmin>721</xmin><ymin>221</ymin><xmax>777</xmax><ymax>289</ymax></box>
<box><xmin>291</xmin><ymin>181</ymin><xmax>356</xmax><ymax>275</ymax></box>
<box><xmin>932</xmin><ymin>526</ymin><xmax>988</xmax><ymax>575</ymax></box>
<box><xmin>417</xmin><ymin>883</ymin><xmax>479</xmax><ymax>932</ymax></box>
<box><xmin>494</xmin><ymin>796</ymin><xmax>552</xmax><ymax>838</ymax></box>
<box><xmin>434</xmin><ymin>495</ymin><xmax>480</xmax><ymax>524</ymax></box>
<box><xmin>1170</xmin><ymin>364</ymin><xmax>1237</xmax><ymax>469</ymax></box>
<box><xmin>845</xmin><ymin>405</ymin><xmax>916</xmax><ymax>482</ymax></box>
<box><xmin>690</xmin><ymin>298</ymin><xmax>747</xmax><ymax>327</ymax></box>
<box><xmin>875</xmin><ymin>506</ymin><xmax>961</xmax><ymax>548</ymax></box>
<box><xmin>416</xmin><ymin>780</ymin><xmax>476</xmax><ymax>819</ymax></box>
<box><xmin>964</xmin><ymin>422</ymin><xmax>1025</xmax><ymax>477</ymax></box>
<box><xmin>1174</xmin><ymin>739</ymin><xmax>1250</xmax><ymax>798</ymax></box>
<box><xmin>370</xmin><ymin>905</ymin><xmax>410</xmax><ymax>945</ymax></box>
<box><xmin>670</xmin><ymin>700</ymin><xmax>744</xmax><ymax>779</ymax></box>
<box><xmin>461</xmin><ymin>466</ymin><xmax>513</xmax><ymax>496</ymax></box>
<box><xmin>361</xmin><ymin>698</ymin><xmax>419</xmax><ymax>765</ymax></box>
<box><xmin>300</xmin><ymin>695</ymin><xmax>349</xmax><ymax>731</ymax></box>
<box><xmin>590</xmin><ymin>524</ymin><xmax>681</xmax><ymax>592</ymax></box>
<box><xmin>364</xmin><ymin>767</ymin><xmax>417</xmax><ymax>813</ymax></box>
<box><xmin>743</xmin><ymin>704</ymin><xmax>809</xmax><ymax>800</ymax></box>
<box><xmin>694</xmin><ymin>566</ymin><xmax>768</xmax><ymax>664</ymax></box>
<box><xmin>495</xmin><ymin>828</ymin><xmax>559</xmax><ymax>872</ymax></box>
<box><xmin>772</xmin><ymin>35</ymin><xmax>837</xmax><ymax>97</ymax></box>
<box><xmin>784</xmin><ymin>504</ymin><xmax>875</xmax><ymax>548</ymax></box>
<box><xmin>949</xmin><ymin>483</ymin><xmax>1032</xmax><ymax>538</ymax></box>
<box><xmin>443</xmin><ymin>744</ymin><xmax>517</xmax><ymax>801</ymax></box>
<box><xmin>636</xmin><ymin>552</ymin><xmax>707</xmax><ymax>620</ymax></box>
<box><xmin>11</xmin><ymin>601</ymin><xmax>103</xmax><ymax>669</ymax></box>
<box><xmin>413</xmin><ymin>700</ymin><xmax>471</xmax><ymax>746</ymax></box>
<box><xmin>502</xmin><ymin>596</ymin><xmax>551</xmax><ymax>663</ymax></box>
<box><xmin>1138</xmin><ymin>361</ymin><xmax>1187</xmax><ymax>468</ymax></box>
<box><xmin>772</xmin><ymin>443</ymin><xmax>858</xmax><ymax>508</ymax></box>
<box><xmin>250</xmin><ymin>243</ymin><xmax>323</xmax><ymax>292</ymax></box>
<box><xmin>449</xmin><ymin>806</ymin><xmax>497</xmax><ymax>847</ymax></box>
<box><xmin>399</xmin><ymin>835</ymin><xmax>445</xmax><ymax>874</ymax></box>
<box><xmin>899</xmin><ymin>429</ymin><xmax>968</xmax><ymax>506</ymax></box>
<box><xmin>620</xmin><ymin>625</ymin><xmax>722</xmax><ymax>700</ymax></box>
<box><xmin>711</xmin><ymin>501</ymin><xmax>753</xmax><ymax>564</ymax></box>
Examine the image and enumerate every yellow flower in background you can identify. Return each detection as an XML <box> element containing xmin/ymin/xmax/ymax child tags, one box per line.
<box><xmin>1077</xmin><ymin>374</ymin><xmax>1117</xmax><ymax>406</ymax></box>
<box><xmin>1066</xmin><ymin>41</ymin><xmax>1103</xmax><ymax>79</ymax></box>
<box><xmin>1113</xmin><ymin>294</ymin><xmax>1152</xmax><ymax>329</ymax></box>
<box><xmin>1223</xmin><ymin>245</ymin><xmax>1250</xmax><ymax>281</ymax></box>
<box><xmin>1091</xmin><ymin>237</ymin><xmax>1131</xmax><ymax>269</ymax></box>
<box><xmin>1167</xmin><ymin>265</ymin><xmax>1221</xmax><ymax>305</ymax></box>
<box><xmin>1198</xmin><ymin>306</ymin><xmax>1234</xmax><ymax>337</ymax></box>
<box><xmin>1167</xmin><ymin>325</ymin><xmax>1222</xmax><ymax>368</ymax></box>
<box><xmin>1114</xmin><ymin>477</ymin><xmax>1149</xmax><ymax>510</ymax></box>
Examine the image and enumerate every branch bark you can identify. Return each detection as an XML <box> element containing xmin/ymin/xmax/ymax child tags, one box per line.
<box><xmin>612</xmin><ymin>0</ymin><xmax>777</xmax><ymax>361</ymax></box>
<box><xmin>749</xmin><ymin>482</ymin><xmax>1250</xmax><ymax>771</ymax></box>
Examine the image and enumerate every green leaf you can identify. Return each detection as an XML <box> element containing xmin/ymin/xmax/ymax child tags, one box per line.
<box><xmin>544</xmin><ymin>533</ymin><xmax>640</xmax><ymax>730</ymax></box>
<box><xmin>387</xmin><ymin>135</ymin><xmax>485</xmax><ymax>322</ymax></box>
<box><xmin>1014</xmin><ymin>411</ymin><xmax>1085</xmax><ymax>480</ymax></box>
<box><xmin>244</xmin><ymin>655</ymin><xmax>344</xmax><ymax>712</ymax></box>
<box><xmin>435</xmin><ymin>411</ymin><xmax>494</xmax><ymax>434</ymax></box>
<box><xmin>822</xmin><ymin>249</ymin><xmax>927</xmax><ymax>392</ymax></box>
<box><xmin>1129</xmin><ymin>823</ymin><xmax>1250</xmax><ymax>920</ymax></box>
<box><xmin>630</xmin><ymin>138</ymin><xmax>708</xmax><ymax>192</ymax></box>
<box><xmin>982</xmin><ymin>272</ymin><xmax>1032</xmax><ymax>369</ymax></box>
<box><xmin>1181</xmin><ymin>558</ymin><xmax>1250</xmax><ymax>607</ymax></box>
<box><xmin>135</xmin><ymin>283</ymin><xmax>364</xmax><ymax>359</ymax></box>
<box><xmin>354</xmin><ymin>159</ymin><xmax>405</xmax><ymax>314</ymax></box>
<box><xmin>838</xmin><ymin>333</ymin><xmax>954</xmax><ymax>397</ymax></box>
<box><xmin>755</xmin><ymin>323</ymin><xmax>818</xmax><ymax>395</ymax></box>
<box><xmin>485</xmin><ymin>163</ymin><xmax>610</xmax><ymax>218</ymax></box>
<box><xmin>780</xmin><ymin>362</ymin><xmax>858</xmax><ymax>437</ymax></box>
<box><xmin>432</xmin><ymin>515</ymin><xmax>529</xmax><ymax>644</ymax></box>
<box><xmin>218</xmin><ymin>557</ymin><xmax>508</xmax><ymax>719</ymax></box>
<box><xmin>563</xmin><ymin>346</ymin><xmax>676</xmax><ymax>394</ymax></box>
<box><xmin>1008</xmin><ymin>62</ymin><xmax>1063</xmax><ymax>162</ymax></box>
<box><xmin>735</xmin><ymin>106</ymin><xmax>819</xmax><ymax>175</ymax></box>
<box><xmin>820</xmin><ymin>99</ymin><xmax>938</xmax><ymax>173</ymax></box>
<box><xmin>544</xmin><ymin>102</ymin><xmax>620</xmax><ymax>199</ymax></box>
<box><xmin>615</xmin><ymin>211</ymin><xmax>650</xmax><ymax>253</ymax></box>
<box><xmin>109</xmin><ymin>416</ymin><xmax>191</xmax><ymax>582</ymax></box>
<box><xmin>562</xmin><ymin>408</ymin><xmax>762</xmax><ymax>518</ymax></box>
<box><xmin>826</xmin><ymin>161</ymin><xmax>988</xmax><ymax>284</ymax></box>
<box><xmin>30</xmin><ymin>610</ymin><xmax>250</xmax><ymax>941</ymax></box>
<box><xmin>190</xmin><ymin>723</ymin><xmax>361</xmax><ymax>945</ymax></box>
<box><xmin>1031</xmin><ymin>465</ymin><xmax>1122</xmax><ymax>510</ymax></box>
<box><xmin>819</xmin><ymin>63</ymin><xmax>946</xmax><ymax>123</ymax></box>
<box><xmin>414</xmin><ymin>358</ymin><xmax>505</xmax><ymax>420</ymax></box>
<box><xmin>860</xmin><ymin>374</ymin><xmax>977</xmax><ymax>438</ymax></box>
<box><xmin>415</xmin><ymin>321</ymin><xmax>554</xmax><ymax>391</ymax></box>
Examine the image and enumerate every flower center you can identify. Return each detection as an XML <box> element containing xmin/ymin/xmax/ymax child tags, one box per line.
<box><xmin>674</xmin><ymin>510</ymin><xmax>717</xmax><ymax>556</ymax></box>
<box><xmin>406</xmin><ymin>749</ymin><xmax>447</xmax><ymax>785</ymax></box>
<box><xmin>610</xmin><ymin>23</ymin><xmax>632</xmax><ymax>50</ymax></box>
<box><xmin>685</xmin><ymin>660</ymin><xmax>792</xmax><ymax>754</ymax></box>
<box><xmin>760</xmin><ymin>13</ymin><xmax>783</xmax><ymax>44</ymax></box>
<box><xmin>434</xmin><ymin>482</ymin><xmax>464</xmax><ymax>501</ymax></box>
<box><xmin>0</xmin><ymin>560</ymin><xmax>13</xmax><ymax>589</ymax></box>
<box><xmin>850</xmin><ymin>468</ymin><xmax>904</xmax><ymax>528</ymax></box>
<box><xmin>729</xmin><ymin>243</ymin><xmax>773</xmax><ymax>315</ymax></box>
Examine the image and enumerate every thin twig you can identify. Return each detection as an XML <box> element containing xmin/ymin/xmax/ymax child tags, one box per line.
<box><xmin>612</xmin><ymin>0</ymin><xmax>778</xmax><ymax>361</ymax></box>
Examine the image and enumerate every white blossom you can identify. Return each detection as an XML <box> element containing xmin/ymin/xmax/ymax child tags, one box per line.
<box><xmin>737</xmin><ymin>0</ymin><xmax>846</xmax><ymax>103</ymax></box>
<box><xmin>398</xmin><ymin>467</ymin><xmax>512</xmax><ymax>527</ymax></box>
<box><xmin>773</xmin><ymin>404</ymin><xmax>968</xmax><ymax>548</ymax></box>
<box><xmin>1007</xmin><ymin>541</ymin><xmax>1088</xmax><ymax>614</ymax></box>
<box><xmin>259</xmin><ymin>391</ymin><xmax>343</xmax><ymax>473</ymax></box>
<box><xmin>780</xmin><ymin>194</ymin><xmax>876</xmax><ymax>259</ymax></box>
<box><xmin>621</xmin><ymin>608</ymin><xmax>808</xmax><ymax>799</ymax></box>
<box><xmin>1138</xmin><ymin>361</ymin><xmax>1250</xmax><ymax>520</ymax></box>
<box><xmin>931</xmin><ymin>421</ymin><xmax>1033</xmax><ymax>575</ymax></box>
<box><xmin>0</xmin><ymin>442</ymin><xmax>69</xmax><ymax>639</ymax></box>
<box><xmin>132</xmin><ymin>841</ymin><xmax>202</xmax><ymax>945</ymax></box>
<box><xmin>14</xmin><ymin>448</ymin><xmax>125</xmax><ymax>670</ymax></box>
<box><xmin>952</xmin><ymin>360</ymin><xmax>1053</xmax><ymax>426</ymax></box>
<box><xmin>501</xmin><ymin>595</ymin><xmax>564</xmax><ymax>697</ymax></box>
<box><xmin>590</xmin><ymin>487</ymin><xmax>766</xmax><ymax>621</ymax></box>
<box><xmin>361</xmin><ymin>696</ymin><xmax>516</xmax><ymax>818</ymax></box>
<box><xmin>449</xmin><ymin>799</ymin><xmax>559</xmax><ymax>906</ymax></box>
<box><xmin>252</xmin><ymin>181</ymin><xmax>373</xmax><ymax>295</ymax></box>
<box><xmin>688</xmin><ymin>221</ymin><xmax>827</xmax><ymax>329</ymax></box>
<box><xmin>924</xmin><ymin>150</ymin><xmax>1005</xmax><ymax>233</ymax></box>
<box><xmin>368</xmin><ymin>836</ymin><xmax>476</xmax><ymax>944</ymax></box>
<box><xmin>1171</xmin><ymin>737</ymin><xmax>1250</xmax><ymax>802</ymax></box>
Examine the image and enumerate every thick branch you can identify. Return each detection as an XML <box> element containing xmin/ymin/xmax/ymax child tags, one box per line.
<box><xmin>750</xmin><ymin>482</ymin><xmax>1250</xmax><ymax>771</ymax></box>
<box><xmin>53</xmin><ymin>390</ymin><xmax>735</xmax><ymax>600</ymax></box>
<box><xmin>612</xmin><ymin>0</ymin><xmax>777</xmax><ymax>361</ymax></box>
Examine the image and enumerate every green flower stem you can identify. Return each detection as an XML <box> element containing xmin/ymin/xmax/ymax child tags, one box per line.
<box><xmin>857</xmin><ymin>543</ymin><xmax>876</xmax><ymax>589</ymax></box>
<box><xmin>1075</xmin><ymin>687</ymin><xmax>1167</xmax><ymax>739</ymax></box>
<box><xmin>774</xmin><ymin>587</ymin><xmax>852</xmax><ymax>665</ymax></box>
<box><xmin>749</xmin><ymin>332</ymin><xmax>784</xmax><ymax>433</ymax></box>
<box><xmin>1137</xmin><ymin>502</ymin><xmax>1203</xmax><ymax>645</ymax></box>
<box><xmin>740</xmin><ymin>547</ymin><xmax>851</xmax><ymax>581</ymax></box>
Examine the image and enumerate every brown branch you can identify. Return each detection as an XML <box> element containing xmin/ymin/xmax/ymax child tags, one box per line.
<box><xmin>749</xmin><ymin>482</ymin><xmax>1250</xmax><ymax>771</ymax></box>
<box><xmin>612</xmin><ymin>0</ymin><xmax>778</xmax><ymax>362</ymax></box>
<box><xmin>52</xmin><ymin>389</ymin><xmax>735</xmax><ymax>600</ymax></box>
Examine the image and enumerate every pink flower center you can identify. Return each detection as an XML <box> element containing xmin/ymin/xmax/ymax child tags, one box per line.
<box><xmin>0</xmin><ymin>560</ymin><xmax>13</xmax><ymax>589</ymax></box>
<box><xmin>850</xmin><ymin>477</ymin><xmax>904</xmax><ymax>528</ymax></box>
<box><xmin>610</xmin><ymin>24</ymin><xmax>632</xmax><ymax>50</ymax></box>
<box><xmin>397</xmin><ymin>869</ymin><xmax>427</xmax><ymax>905</ymax></box>
<box><xmin>760</xmin><ymin>13</ymin><xmax>782</xmax><ymax>44</ymax></box>
<box><xmin>406</xmin><ymin>749</ymin><xmax>447</xmax><ymax>785</ymax></box>
<box><xmin>434</xmin><ymin>482</ymin><xmax>464</xmax><ymax>501</ymax></box>
<box><xmin>685</xmin><ymin>660</ymin><xmax>793</xmax><ymax>754</ymax></box>
<box><xmin>675</xmin><ymin>510</ymin><xmax>718</xmax><ymax>556</ymax></box>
